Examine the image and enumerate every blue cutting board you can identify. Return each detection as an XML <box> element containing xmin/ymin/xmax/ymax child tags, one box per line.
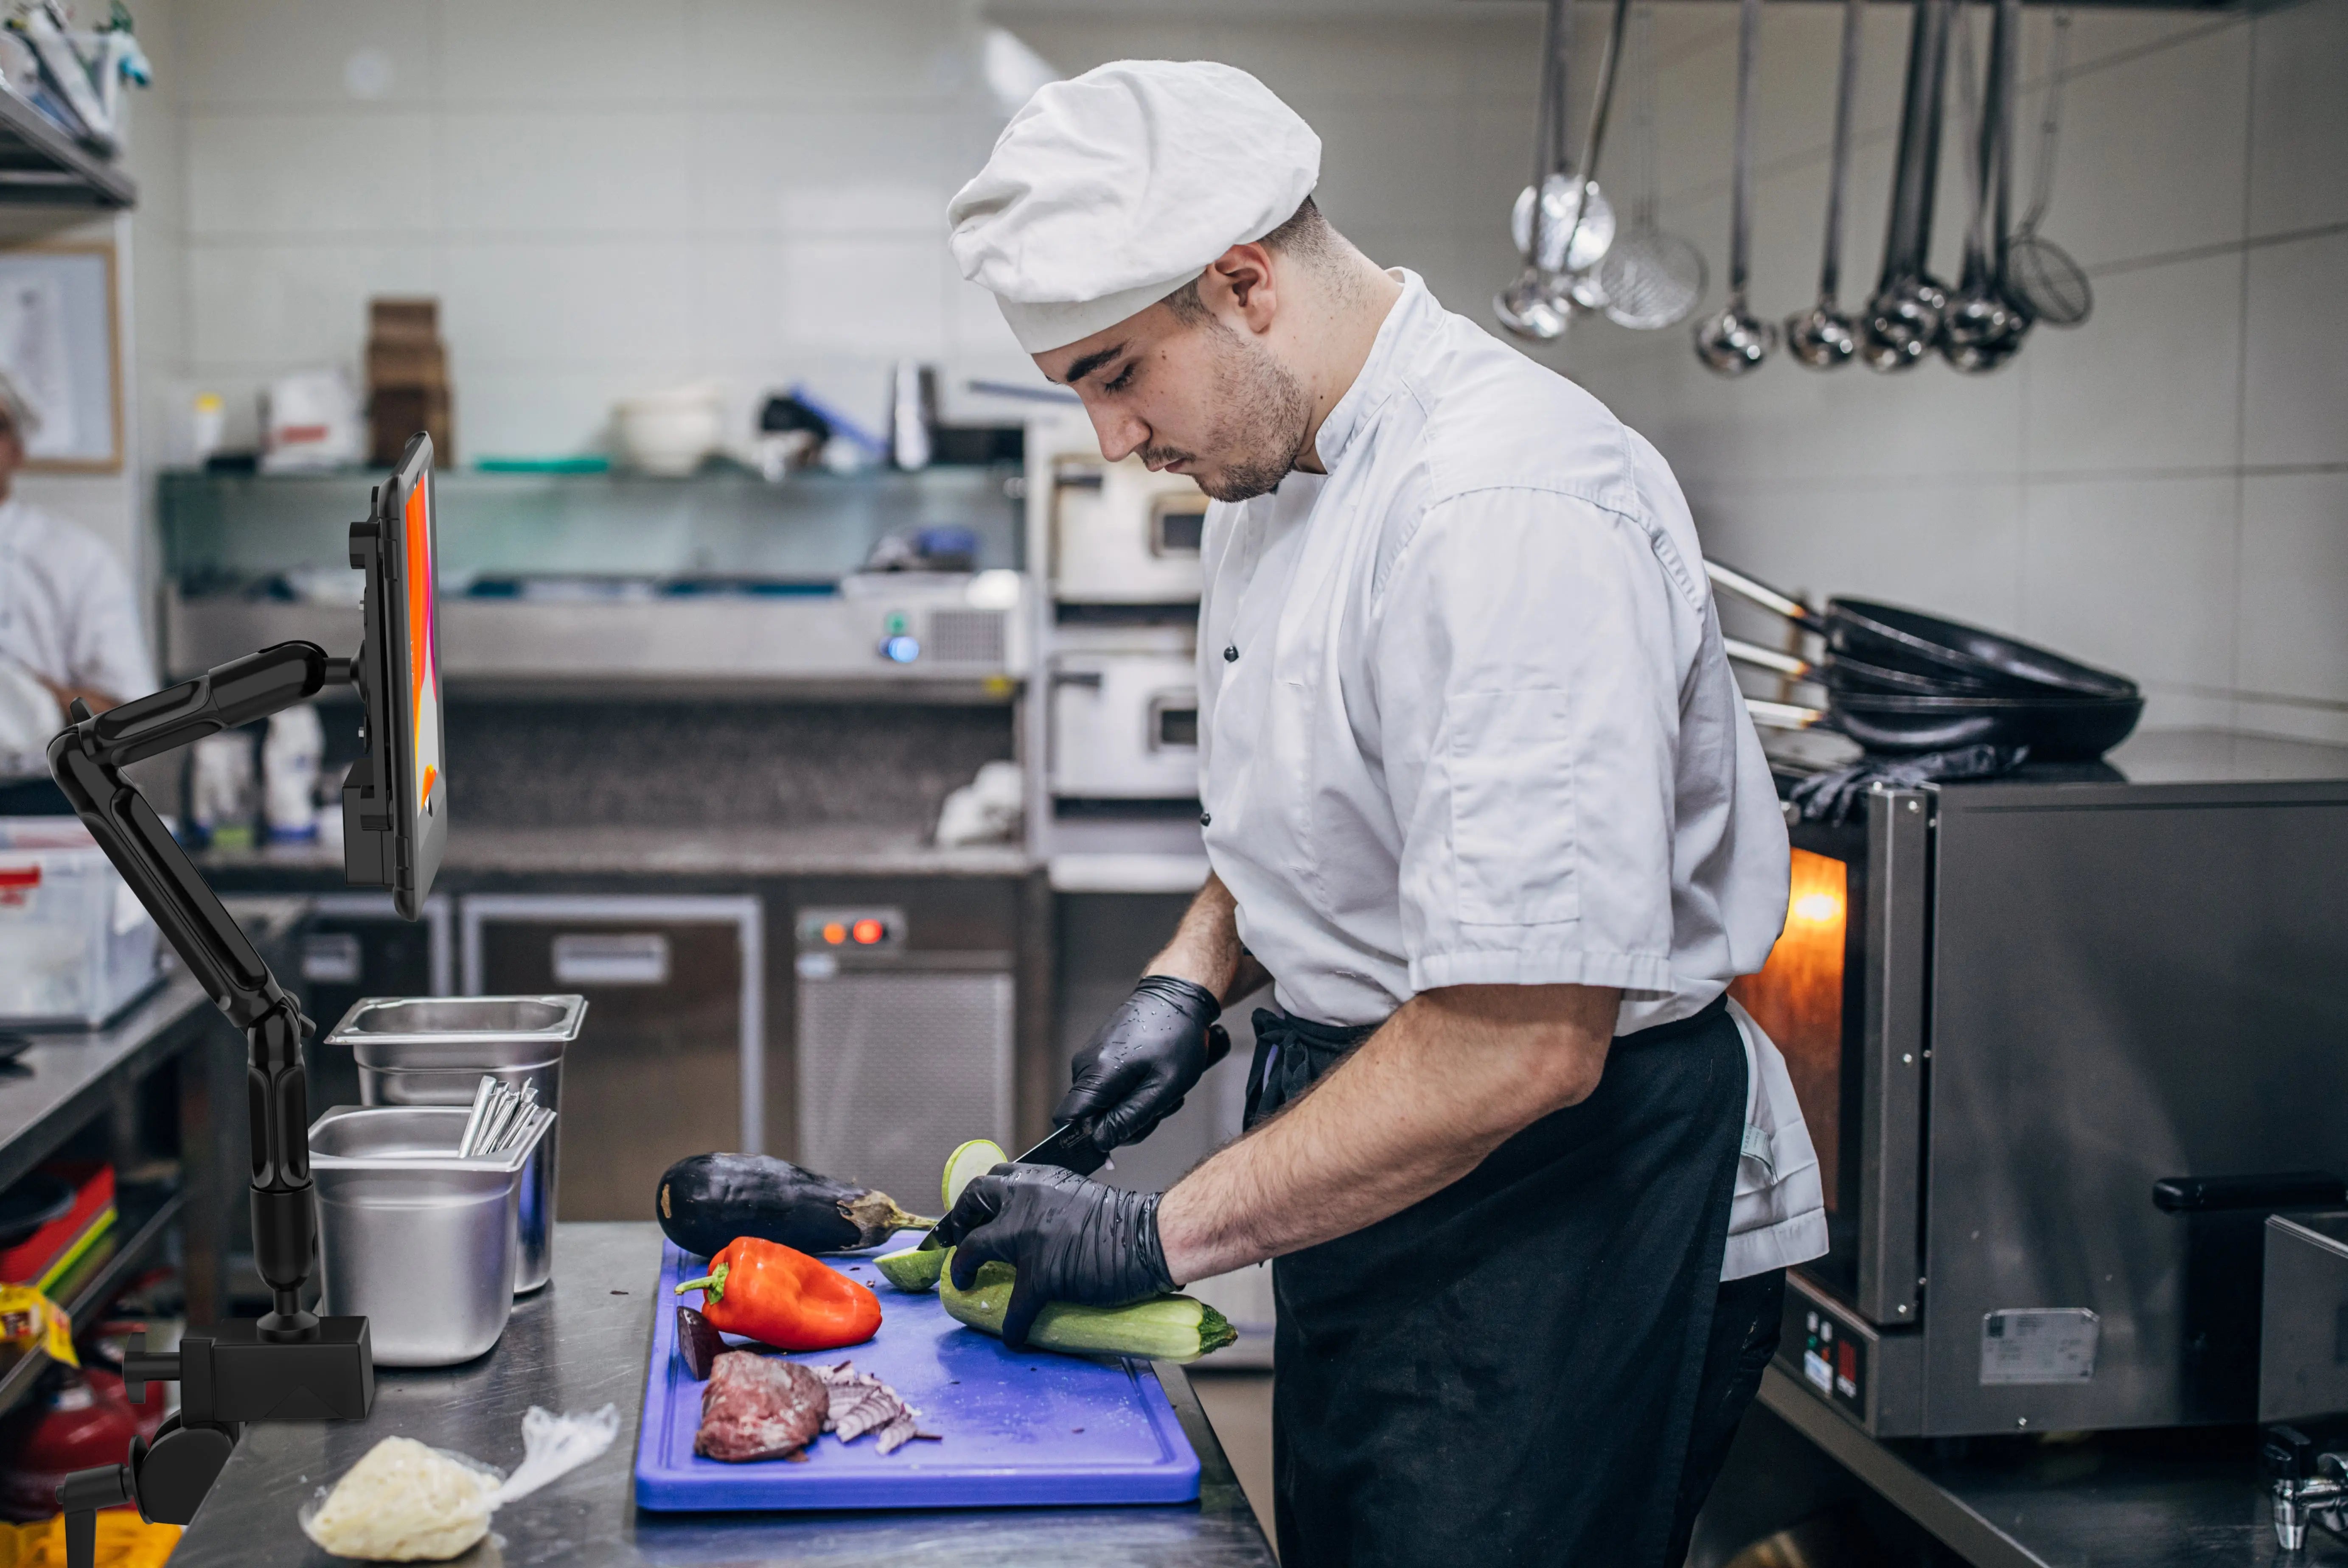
<box><xmin>633</xmin><ymin>1234</ymin><xmax>1202</xmax><ymax>1511</ymax></box>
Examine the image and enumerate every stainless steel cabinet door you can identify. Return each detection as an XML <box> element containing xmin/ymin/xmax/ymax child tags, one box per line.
<box><xmin>797</xmin><ymin>969</ymin><xmax>1013</xmax><ymax>1207</ymax></box>
<box><xmin>463</xmin><ymin>896</ymin><xmax>762</xmax><ymax>1224</ymax></box>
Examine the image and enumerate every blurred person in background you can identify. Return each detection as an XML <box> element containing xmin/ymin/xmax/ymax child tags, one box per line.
<box><xmin>0</xmin><ymin>368</ymin><xmax>154</xmax><ymax>813</ymax></box>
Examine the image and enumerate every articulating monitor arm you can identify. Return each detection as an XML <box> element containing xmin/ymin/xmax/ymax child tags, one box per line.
<box><xmin>46</xmin><ymin>640</ymin><xmax>353</xmax><ymax>1336</ymax></box>
<box><xmin>46</xmin><ymin>642</ymin><xmax>379</xmax><ymax>1568</ymax></box>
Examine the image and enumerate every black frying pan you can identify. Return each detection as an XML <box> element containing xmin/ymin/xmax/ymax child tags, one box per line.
<box><xmin>1708</xmin><ymin>560</ymin><xmax>2139</xmax><ymax>699</ymax></box>
<box><xmin>1712</xmin><ymin>563</ymin><xmax>2145</xmax><ymax>758</ymax></box>
<box><xmin>1743</xmin><ymin>689</ymin><xmax>2144</xmax><ymax>758</ymax></box>
<box><xmin>1828</xmin><ymin>599</ymin><xmax>2138</xmax><ymax>698</ymax></box>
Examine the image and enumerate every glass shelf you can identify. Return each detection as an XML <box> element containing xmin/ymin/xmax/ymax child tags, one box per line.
<box><xmin>157</xmin><ymin>464</ymin><xmax>1025</xmax><ymax>595</ymax></box>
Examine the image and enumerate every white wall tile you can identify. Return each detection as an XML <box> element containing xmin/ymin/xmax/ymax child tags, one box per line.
<box><xmin>2037</xmin><ymin>23</ymin><xmax>2249</xmax><ymax>271</ymax></box>
<box><xmin>1195</xmin><ymin>17</ymin><xmax>1473</xmax><ymax>104</ymax></box>
<box><xmin>997</xmin><ymin>14</ymin><xmax>1215</xmax><ymax>77</ymax></box>
<box><xmin>1304</xmin><ymin>102</ymin><xmax>1465</xmax><ymax>236</ymax></box>
<box><xmin>180</xmin><ymin>0</ymin><xmax>436</xmax><ymax>109</ymax></box>
<box><xmin>441</xmin><ymin>0</ymin><xmax>690</xmax><ymax>105</ymax></box>
<box><xmin>2019</xmin><ymin>249</ymin><xmax>2242</xmax><ymax>476</ymax></box>
<box><xmin>439</xmin><ymin>241</ymin><xmax>696</xmax><ymax>368</ymax></box>
<box><xmin>1687</xmin><ymin>478</ymin><xmax>2028</xmax><ymax>636</ymax></box>
<box><xmin>443</xmin><ymin>370</ymin><xmax>638</xmax><ymax>465</ymax></box>
<box><xmin>2237</xmin><ymin>471</ymin><xmax>2348</xmax><ymax>706</ymax></box>
<box><xmin>439</xmin><ymin>112</ymin><xmax>694</xmax><ymax>236</ymax></box>
<box><xmin>2018</xmin><ymin>475</ymin><xmax>2237</xmax><ymax>688</ymax></box>
<box><xmin>2247</xmin><ymin>0</ymin><xmax>2348</xmax><ymax>238</ymax></box>
<box><xmin>2243</xmin><ymin>227</ymin><xmax>2348</xmax><ymax>469</ymax></box>
<box><xmin>946</xmin><ymin>273</ymin><xmax>1025</xmax><ymax>360</ymax></box>
<box><xmin>777</xmin><ymin>238</ymin><xmax>948</xmax><ymax>356</ymax></box>
<box><xmin>692</xmin><ymin>109</ymin><xmax>962</xmax><ymax>236</ymax></box>
<box><xmin>185</xmin><ymin>114</ymin><xmax>437</xmax><ymax>237</ymax></box>
<box><xmin>693</xmin><ymin>0</ymin><xmax>983</xmax><ymax>106</ymax></box>
<box><xmin>186</xmin><ymin>243</ymin><xmax>439</xmax><ymax>369</ymax></box>
<box><xmin>690</xmin><ymin>241</ymin><xmax>791</xmax><ymax>369</ymax></box>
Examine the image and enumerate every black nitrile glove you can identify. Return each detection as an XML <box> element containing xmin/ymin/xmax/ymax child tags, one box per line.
<box><xmin>936</xmin><ymin>1163</ymin><xmax>1175</xmax><ymax>1349</ymax></box>
<box><xmin>1056</xmin><ymin>975</ymin><xmax>1230</xmax><ymax>1149</ymax></box>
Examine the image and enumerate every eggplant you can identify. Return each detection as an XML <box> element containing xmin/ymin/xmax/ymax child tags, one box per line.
<box><xmin>656</xmin><ymin>1152</ymin><xmax>933</xmax><ymax>1260</ymax></box>
<box><xmin>676</xmin><ymin>1305</ymin><xmax>724</xmax><ymax>1380</ymax></box>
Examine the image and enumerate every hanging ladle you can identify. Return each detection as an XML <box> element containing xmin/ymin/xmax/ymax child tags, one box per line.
<box><xmin>1694</xmin><ymin>0</ymin><xmax>1776</xmax><ymax>374</ymax></box>
<box><xmin>1861</xmin><ymin>0</ymin><xmax>1953</xmax><ymax>371</ymax></box>
<box><xmin>1786</xmin><ymin>0</ymin><xmax>1865</xmax><ymax>366</ymax></box>
<box><xmin>1556</xmin><ymin>0</ymin><xmax>1635</xmax><ymax>314</ymax></box>
<box><xmin>1497</xmin><ymin>0</ymin><xmax>1574</xmax><ymax>341</ymax></box>
<box><xmin>2006</xmin><ymin>9</ymin><xmax>2093</xmax><ymax>327</ymax></box>
<box><xmin>1940</xmin><ymin>0</ymin><xmax>2029</xmax><ymax>370</ymax></box>
<box><xmin>1597</xmin><ymin>3</ymin><xmax>1709</xmax><ymax>330</ymax></box>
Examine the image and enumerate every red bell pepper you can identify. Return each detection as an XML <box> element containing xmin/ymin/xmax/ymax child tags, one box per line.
<box><xmin>673</xmin><ymin>1237</ymin><xmax>881</xmax><ymax>1352</ymax></box>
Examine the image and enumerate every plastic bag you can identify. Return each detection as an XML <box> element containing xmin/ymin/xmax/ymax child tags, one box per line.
<box><xmin>297</xmin><ymin>1405</ymin><xmax>619</xmax><ymax>1563</ymax></box>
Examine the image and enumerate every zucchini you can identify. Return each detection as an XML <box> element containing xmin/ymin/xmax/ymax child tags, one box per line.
<box><xmin>656</xmin><ymin>1153</ymin><xmax>932</xmax><ymax>1259</ymax></box>
<box><xmin>939</xmin><ymin>1253</ymin><xmax>1237</xmax><ymax>1362</ymax></box>
<box><xmin>942</xmin><ymin>1139</ymin><xmax>1006</xmax><ymax>1210</ymax></box>
<box><xmin>875</xmin><ymin>1247</ymin><xmax>948</xmax><ymax>1293</ymax></box>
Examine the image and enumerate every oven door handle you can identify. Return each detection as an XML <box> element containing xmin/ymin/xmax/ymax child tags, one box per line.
<box><xmin>2152</xmin><ymin>1171</ymin><xmax>2347</xmax><ymax>1213</ymax></box>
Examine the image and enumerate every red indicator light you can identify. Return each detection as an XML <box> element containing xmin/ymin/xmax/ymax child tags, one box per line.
<box><xmin>851</xmin><ymin>918</ymin><xmax>885</xmax><ymax>946</ymax></box>
<box><xmin>822</xmin><ymin>922</ymin><xmax>847</xmax><ymax>945</ymax></box>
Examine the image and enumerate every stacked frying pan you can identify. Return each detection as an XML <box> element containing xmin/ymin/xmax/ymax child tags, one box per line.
<box><xmin>1710</xmin><ymin>561</ymin><xmax>2143</xmax><ymax>759</ymax></box>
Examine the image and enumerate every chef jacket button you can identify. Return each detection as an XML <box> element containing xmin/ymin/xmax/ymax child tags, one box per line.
<box><xmin>1223</xmin><ymin>645</ymin><xmax>1238</xmax><ymax>662</ymax></box>
<box><xmin>1199</xmin><ymin>811</ymin><xmax>1212</xmax><ymax>827</ymax></box>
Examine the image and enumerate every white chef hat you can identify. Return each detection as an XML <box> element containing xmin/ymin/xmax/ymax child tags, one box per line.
<box><xmin>948</xmin><ymin>60</ymin><xmax>1322</xmax><ymax>355</ymax></box>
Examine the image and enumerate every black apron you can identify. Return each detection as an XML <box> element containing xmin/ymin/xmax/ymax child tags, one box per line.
<box><xmin>1246</xmin><ymin>995</ymin><xmax>1757</xmax><ymax>1568</ymax></box>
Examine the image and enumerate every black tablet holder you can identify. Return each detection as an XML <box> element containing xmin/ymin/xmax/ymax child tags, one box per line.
<box><xmin>44</xmin><ymin>483</ymin><xmax>435</xmax><ymax>1563</ymax></box>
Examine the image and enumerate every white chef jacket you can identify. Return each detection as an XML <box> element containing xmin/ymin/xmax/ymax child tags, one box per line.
<box><xmin>1195</xmin><ymin>272</ymin><xmax>1825</xmax><ymax>1279</ymax></box>
<box><xmin>0</xmin><ymin>498</ymin><xmax>154</xmax><ymax>777</ymax></box>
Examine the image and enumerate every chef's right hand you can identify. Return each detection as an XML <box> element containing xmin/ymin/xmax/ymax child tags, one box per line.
<box><xmin>1055</xmin><ymin>975</ymin><xmax>1229</xmax><ymax>1149</ymax></box>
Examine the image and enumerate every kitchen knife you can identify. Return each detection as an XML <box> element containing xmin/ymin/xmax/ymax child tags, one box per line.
<box><xmin>914</xmin><ymin>1025</ymin><xmax>1229</xmax><ymax>1248</ymax></box>
<box><xmin>912</xmin><ymin>1122</ymin><xmax>1114</xmax><ymax>1251</ymax></box>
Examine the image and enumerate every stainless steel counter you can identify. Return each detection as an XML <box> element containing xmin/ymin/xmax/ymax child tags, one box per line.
<box><xmin>0</xmin><ymin>972</ymin><xmax>210</xmax><ymax>1195</ymax></box>
<box><xmin>196</xmin><ymin>825</ymin><xmax>1031</xmax><ymax>882</ymax></box>
<box><xmin>168</xmin><ymin>1223</ymin><xmax>1278</xmax><ymax>1567</ymax></box>
<box><xmin>1758</xmin><ymin>1367</ymin><xmax>2348</xmax><ymax>1566</ymax></box>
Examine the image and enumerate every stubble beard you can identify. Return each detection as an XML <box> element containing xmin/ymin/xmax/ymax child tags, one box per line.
<box><xmin>1140</xmin><ymin>322</ymin><xmax>1315</xmax><ymax>504</ymax></box>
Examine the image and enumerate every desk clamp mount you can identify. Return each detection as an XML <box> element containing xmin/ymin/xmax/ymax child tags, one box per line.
<box><xmin>45</xmin><ymin>640</ymin><xmax>384</xmax><ymax>1566</ymax></box>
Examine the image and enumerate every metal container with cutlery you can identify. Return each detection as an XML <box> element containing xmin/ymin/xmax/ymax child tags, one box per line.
<box><xmin>463</xmin><ymin>897</ymin><xmax>760</xmax><ymax>1224</ymax></box>
<box><xmin>324</xmin><ymin>993</ymin><xmax>587</xmax><ymax>1293</ymax></box>
<box><xmin>308</xmin><ymin>1104</ymin><xmax>552</xmax><ymax>1367</ymax></box>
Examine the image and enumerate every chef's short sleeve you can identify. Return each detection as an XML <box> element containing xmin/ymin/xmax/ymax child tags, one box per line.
<box><xmin>1373</xmin><ymin>486</ymin><xmax>1686</xmax><ymax>997</ymax></box>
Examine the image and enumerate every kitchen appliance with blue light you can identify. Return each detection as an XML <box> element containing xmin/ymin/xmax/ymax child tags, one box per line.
<box><xmin>1748</xmin><ymin>730</ymin><xmax>2348</xmax><ymax>1437</ymax></box>
<box><xmin>42</xmin><ymin>434</ymin><xmax>454</xmax><ymax>1565</ymax></box>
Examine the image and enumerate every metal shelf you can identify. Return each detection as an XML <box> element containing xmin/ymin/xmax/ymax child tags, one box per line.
<box><xmin>0</xmin><ymin>86</ymin><xmax>133</xmax><ymax>208</ymax></box>
<box><xmin>0</xmin><ymin>1184</ymin><xmax>186</xmax><ymax>1420</ymax></box>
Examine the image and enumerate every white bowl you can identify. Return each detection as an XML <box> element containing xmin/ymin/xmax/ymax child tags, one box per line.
<box><xmin>614</xmin><ymin>389</ymin><xmax>724</xmax><ymax>476</ymax></box>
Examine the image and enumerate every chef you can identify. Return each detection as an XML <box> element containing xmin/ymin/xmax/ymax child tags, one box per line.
<box><xmin>934</xmin><ymin>61</ymin><xmax>1826</xmax><ymax>1568</ymax></box>
<box><xmin>0</xmin><ymin>369</ymin><xmax>153</xmax><ymax>812</ymax></box>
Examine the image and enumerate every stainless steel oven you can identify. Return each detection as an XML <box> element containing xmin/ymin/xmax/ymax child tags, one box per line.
<box><xmin>1750</xmin><ymin>731</ymin><xmax>2348</xmax><ymax>1436</ymax></box>
<box><xmin>1049</xmin><ymin>454</ymin><xmax>1207</xmax><ymax>605</ymax></box>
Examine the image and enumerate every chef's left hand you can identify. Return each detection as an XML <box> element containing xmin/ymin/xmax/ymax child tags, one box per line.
<box><xmin>935</xmin><ymin>1164</ymin><xmax>1175</xmax><ymax>1348</ymax></box>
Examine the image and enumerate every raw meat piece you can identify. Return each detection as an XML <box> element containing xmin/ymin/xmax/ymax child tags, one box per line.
<box><xmin>696</xmin><ymin>1351</ymin><xmax>828</xmax><ymax>1462</ymax></box>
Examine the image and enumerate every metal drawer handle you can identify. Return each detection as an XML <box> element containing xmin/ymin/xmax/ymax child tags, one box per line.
<box><xmin>551</xmin><ymin>932</ymin><xmax>671</xmax><ymax>987</ymax></box>
<box><xmin>1051</xmin><ymin>670</ymin><xmax>1105</xmax><ymax>688</ymax></box>
<box><xmin>300</xmin><ymin>932</ymin><xmax>363</xmax><ymax>985</ymax></box>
